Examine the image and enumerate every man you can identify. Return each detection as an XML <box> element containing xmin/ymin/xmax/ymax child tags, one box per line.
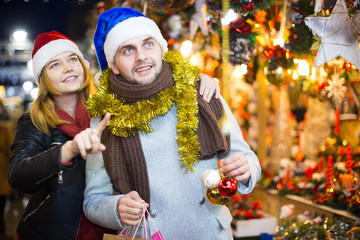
<box><xmin>84</xmin><ymin>7</ymin><xmax>261</xmax><ymax>240</ymax></box>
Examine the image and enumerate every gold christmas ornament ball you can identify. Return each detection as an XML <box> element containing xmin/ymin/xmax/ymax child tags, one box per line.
<box><xmin>206</xmin><ymin>188</ymin><xmax>229</xmax><ymax>205</ymax></box>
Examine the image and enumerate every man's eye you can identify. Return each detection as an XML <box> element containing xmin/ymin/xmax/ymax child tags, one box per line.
<box><xmin>124</xmin><ymin>48</ymin><xmax>134</xmax><ymax>54</ymax></box>
<box><xmin>145</xmin><ymin>42</ymin><xmax>153</xmax><ymax>48</ymax></box>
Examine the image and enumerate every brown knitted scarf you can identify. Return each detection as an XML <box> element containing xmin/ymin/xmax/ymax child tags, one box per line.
<box><xmin>102</xmin><ymin>62</ymin><xmax>230</xmax><ymax>204</ymax></box>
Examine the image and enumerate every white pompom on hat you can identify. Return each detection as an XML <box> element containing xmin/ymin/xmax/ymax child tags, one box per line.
<box><xmin>31</xmin><ymin>31</ymin><xmax>84</xmax><ymax>85</ymax></box>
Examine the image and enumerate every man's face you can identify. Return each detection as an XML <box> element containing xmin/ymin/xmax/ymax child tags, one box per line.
<box><xmin>111</xmin><ymin>36</ymin><xmax>163</xmax><ymax>85</ymax></box>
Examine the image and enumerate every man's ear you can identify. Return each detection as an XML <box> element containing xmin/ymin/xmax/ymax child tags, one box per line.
<box><xmin>111</xmin><ymin>64</ymin><xmax>120</xmax><ymax>75</ymax></box>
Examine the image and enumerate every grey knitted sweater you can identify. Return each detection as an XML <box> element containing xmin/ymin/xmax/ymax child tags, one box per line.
<box><xmin>83</xmin><ymin>96</ymin><xmax>261</xmax><ymax>240</ymax></box>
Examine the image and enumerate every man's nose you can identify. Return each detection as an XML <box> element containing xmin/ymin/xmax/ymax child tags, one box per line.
<box><xmin>136</xmin><ymin>49</ymin><xmax>147</xmax><ymax>61</ymax></box>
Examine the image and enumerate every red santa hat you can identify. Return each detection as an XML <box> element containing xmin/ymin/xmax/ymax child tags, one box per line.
<box><xmin>32</xmin><ymin>31</ymin><xmax>84</xmax><ymax>85</ymax></box>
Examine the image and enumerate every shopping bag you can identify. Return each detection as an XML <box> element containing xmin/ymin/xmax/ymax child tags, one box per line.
<box><xmin>103</xmin><ymin>210</ymin><xmax>147</xmax><ymax>240</ymax></box>
<box><xmin>103</xmin><ymin>226</ymin><xmax>147</xmax><ymax>240</ymax></box>
<box><xmin>103</xmin><ymin>234</ymin><xmax>146</xmax><ymax>240</ymax></box>
<box><xmin>103</xmin><ymin>204</ymin><xmax>164</xmax><ymax>240</ymax></box>
<box><xmin>144</xmin><ymin>207</ymin><xmax>164</xmax><ymax>240</ymax></box>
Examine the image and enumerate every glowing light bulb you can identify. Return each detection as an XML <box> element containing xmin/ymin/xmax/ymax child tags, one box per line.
<box><xmin>298</xmin><ymin>60</ymin><xmax>310</xmax><ymax>76</ymax></box>
<box><xmin>180</xmin><ymin>40</ymin><xmax>193</xmax><ymax>58</ymax></box>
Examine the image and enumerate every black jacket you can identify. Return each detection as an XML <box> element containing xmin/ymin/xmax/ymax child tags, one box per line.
<box><xmin>9</xmin><ymin>113</ymin><xmax>85</xmax><ymax>240</ymax></box>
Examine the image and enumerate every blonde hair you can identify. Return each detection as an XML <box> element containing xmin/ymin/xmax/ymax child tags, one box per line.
<box><xmin>30</xmin><ymin>57</ymin><xmax>97</xmax><ymax>135</ymax></box>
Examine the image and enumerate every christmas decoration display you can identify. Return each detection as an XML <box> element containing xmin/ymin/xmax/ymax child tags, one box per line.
<box><xmin>269</xmin><ymin>87</ymin><xmax>292</xmax><ymax>167</ymax></box>
<box><xmin>325</xmin><ymin>74</ymin><xmax>347</xmax><ymax>109</ymax></box>
<box><xmin>189</xmin><ymin>0</ymin><xmax>208</xmax><ymax>39</ymax></box>
<box><xmin>314</xmin><ymin>0</ymin><xmax>325</xmax><ymax>14</ymax></box>
<box><xmin>231</xmin><ymin>0</ymin><xmax>275</xmax><ymax>15</ymax></box>
<box><xmin>205</xmin><ymin>0</ymin><xmax>275</xmax><ymax>14</ymax></box>
<box><xmin>263</xmin><ymin>45</ymin><xmax>295</xmax><ymax>86</ymax></box>
<box><xmin>296</xmin><ymin>75</ymin><xmax>328</xmax><ymax>99</ymax></box>
<box><xmin>301</xmin><ymin>97</ymin><xmax>332</xmax><ymax>160</ymax></box>
<box><xmin>229</xmin><ymin>17</ymin><xmax>257</xmax><ymax>65</ymax></box>
<box><xmin>167</xmin><ymin>14</ymin><xmax>183</xmax><ymax>39</ymax></box>
<box><xmin>305</xmin><ymin>0</ymin><xmax>360</xmax><ymax>69</ymax></box>
<box><xmin>148</xmin><ymin>0</ymin><xmax>196</xmax><ymax>10</ymax></box>
<box><xmin>228</xmin><ymin>193</ymin><xmax>264</xmax><ymax>220</ymax></box>
<box><xmin>275</xmin><ymin>214</ymin><xmax>360</xmax><ymax>239</ymax></box>
<box><xmin>286</xmin><ymin>0</ymin><xmax>315</xmax><ymax>57</ymax></box>
<box><xmin>205</xmin><ymin>0</ymin><xmax>222</xmax><ymax>13</ymax></box>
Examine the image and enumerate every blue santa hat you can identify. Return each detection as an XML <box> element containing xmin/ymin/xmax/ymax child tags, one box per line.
<box><xmin>94</xmin><ymin>7</ymin><xmax>168</xmax><ymax>71</ymax></box>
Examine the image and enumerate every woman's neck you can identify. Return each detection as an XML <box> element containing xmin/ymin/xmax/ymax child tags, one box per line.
<box><xmin>54</xmin><ymin>94</ymin><xmax>79</xmax><ymax>118</ymax></box>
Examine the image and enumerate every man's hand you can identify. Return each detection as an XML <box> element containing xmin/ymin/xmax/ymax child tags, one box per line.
<box><xmin>199</xmin><ymin>73</ymin><xmax>220</xmax><ymax>102</ymax></box>
<box><xmin>219</xmin><ymin>152</ymin><xmax>250</xmax><ymax>182</ymax></box>
<box><xmin>117</xmin><ymin>191</ymin><xmax>149</xmax><ymax>226</ymax></box>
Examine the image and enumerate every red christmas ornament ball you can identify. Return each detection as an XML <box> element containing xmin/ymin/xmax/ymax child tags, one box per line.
<box><xmin>218</xmin><ymin>177</ymin><xmax>238</xmax><ymax>198</ymax></box>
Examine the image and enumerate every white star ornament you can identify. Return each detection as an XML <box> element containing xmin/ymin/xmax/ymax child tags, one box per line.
<box><xmin>304</xmin><ymin>0</ymin><xmax>360</xmax><ymax>69</ymax></box>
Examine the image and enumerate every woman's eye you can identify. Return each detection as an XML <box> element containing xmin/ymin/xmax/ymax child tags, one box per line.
<box><xmin>50</xmin><ymin>63</ymin><xmax>59</xmax><ymax>68</ymax></box>
<box><xmin>69</xmin><ymin>57</ymin><xmax>77</xmax><ymax>62</ymax></box>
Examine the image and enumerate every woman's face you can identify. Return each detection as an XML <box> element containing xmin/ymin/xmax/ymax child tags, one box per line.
<box><xmin>44</xmin><ymin>52</ymin><xmax>85</xmax><ymax>96</ymax></box>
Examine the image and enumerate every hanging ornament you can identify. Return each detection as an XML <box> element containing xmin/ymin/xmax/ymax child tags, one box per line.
<box><xmin>325</xmin><ymin>74</ymin><xmax>346</xmax><ymax>109</ymax></box>
<box><xmin>148</xmin><ymin>0</ymin><xmax>174</xmax><ymax>9</ymax></box>
<box><xmin>201</xmin><ymin>169</ymin><xmax>221</xmax><ymax>188</ymax></box>
<box><xmin>351</xmin><ymin>12</ymin><xmax>360</xmax><ymax>36</ymax></box>
<box><xmin>168</xmin><ymin>0</ymin><xmax>196</xmax><ymax>10</ymax></box>
<box><xmin>218</xmin><ymin>177</ymin><xmax>238</xmax><ymax>197</ymax></box>
<box><xmin>189</xmin><ymin>0</ymin><xmax>209</xmax><ymax>39</ymax></box>
<box><xmin>304</xmin><ymin>0</ymin><xmax>360</xmax><ymax>69</ymax></box>
<box><xmin>205</xmin><ymin>0</ymin><xmax>222</xmax><ymax>13</ymax></box>
<box><xmin>121</xmin><ymin>0</ymin><xmax>136</xmax><ymax>8</ymax></box>
<box><xmin>95</xmin><ymin>1</ymin><xmax>105</xmax><ymax>14</ymax></box>
<box><xmin>148</xmin><ymin>0</ymin><xmax>195</xmax><ymax>10</ymax></box>
<box><xmin>205</xmin><ymin>187</ymin><xmax>230</xmax><ymax>205</ymax></box>
<box><xmin>229</xmin><ymin>18</ymin><xmax>257</xmax><ymax>65</ymax></box>
<box><xmin>230</xmin><ymin>0</ymin><xmax>275</xmax><ymax>15</ymax></box>
<box><xmin>167</xmin><ymin>14</ymin><xmax>182</xmax><ymax>39</ymax></box>
<box><xmin>314</xmin><ymin>0</ymin><xmax>326</xmax><ymax>14</ymax></box>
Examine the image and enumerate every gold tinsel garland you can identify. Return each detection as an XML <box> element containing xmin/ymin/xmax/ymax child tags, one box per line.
<box><xmin>87</xmin><ymin>51</ymin><xmax>201</xmax><ymax>171</ymax></box>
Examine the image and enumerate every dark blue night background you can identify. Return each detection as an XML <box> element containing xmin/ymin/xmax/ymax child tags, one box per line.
<box><xmin>0</xmin><ymin>0</ymin><xmax>100</xmax><ymax>41</ymax></box>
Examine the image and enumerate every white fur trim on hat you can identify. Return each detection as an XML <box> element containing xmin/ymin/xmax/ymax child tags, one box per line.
<box><xmin>32</xmin><ymin>39</ymin><xmax>84</xmax><ymax>84</ymax></box>
<box><xmin>104</xmin><ymin>16</ymin><xmax>168</xmax><ymax>68</ymax></box>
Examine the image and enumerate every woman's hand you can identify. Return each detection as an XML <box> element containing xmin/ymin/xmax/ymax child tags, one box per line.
<box><xmin>61</xmin><ymin>113</ymin><xmax>111</xmax><ymax>163</ymax></box>
<box><xmin>199</xmin><ymin>73</ymin><xmax>220</xmax><ymax>102</ymax></box>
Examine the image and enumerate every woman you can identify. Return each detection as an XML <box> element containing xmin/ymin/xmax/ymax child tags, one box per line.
<box><xmin>0</xmin><ymin>100</ymin><xmax>13</xmax><ymax>235</ymax></box>
<box><xmin>8</xmin><ymin>31</ymin><xmax>220</xmax><ymax>240</ymax></box>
